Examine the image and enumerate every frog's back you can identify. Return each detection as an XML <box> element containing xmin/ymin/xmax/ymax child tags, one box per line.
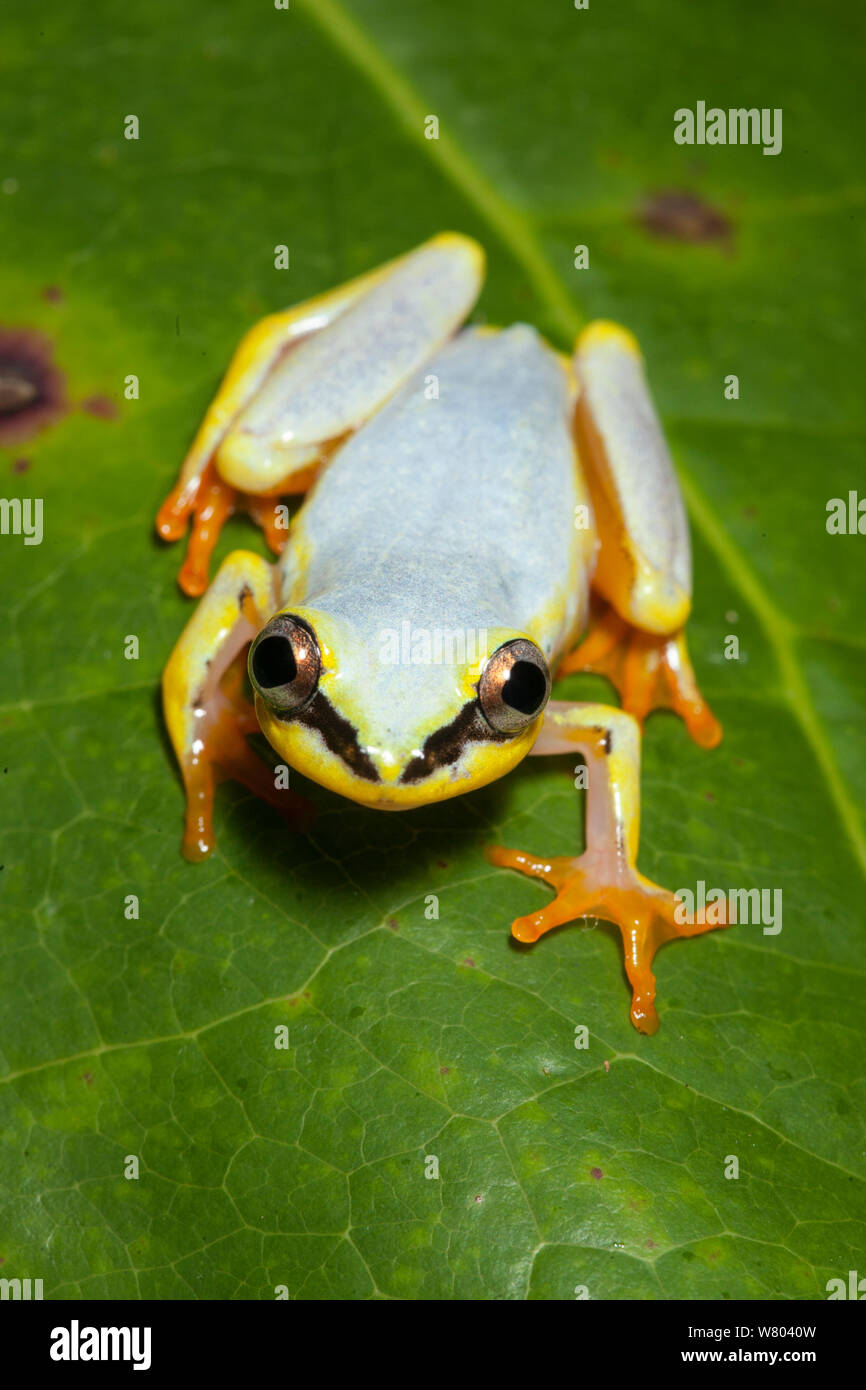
<box><xmin>281</xmin><ymin>325</ymin><xmax>594</xmax><ymax>659</ymax></box>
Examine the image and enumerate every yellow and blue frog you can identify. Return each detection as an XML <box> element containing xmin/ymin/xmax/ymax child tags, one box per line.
<box><xmin>156</xmin><ymin>233</ymin><xmax>725</xmax><ymax>1035</ymax></box>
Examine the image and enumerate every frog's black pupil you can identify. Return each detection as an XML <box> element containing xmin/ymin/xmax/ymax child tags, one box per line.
<box><xmin>502</xmin><ymin>660</ymin><xmax>546</xmax><ymax>714</ymax></box>
<box><xmin>252</xmin><ymin>634</ymin><xmax>297</xmax><ymax>689</ymax></box>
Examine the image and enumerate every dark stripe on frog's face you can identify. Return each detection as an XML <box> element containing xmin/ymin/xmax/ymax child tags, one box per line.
<box><xmin>293</xmin><ymin>691</ymin><xmax>380</xmax><ymax>782</ymax></box>
<box><xmin>400</xmin><ymin>700</ymin><xmax>510</xmax><ymax>784</ymax></box>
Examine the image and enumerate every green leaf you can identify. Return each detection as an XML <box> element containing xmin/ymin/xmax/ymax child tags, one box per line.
<box><xmin>1</xmin><ymin>0</ymin><xmax>863</xmax><ymax>1300</ymax></box>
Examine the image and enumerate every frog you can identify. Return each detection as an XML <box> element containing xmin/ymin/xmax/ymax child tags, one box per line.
<box><xmin>156</xmin><ymin>232</ymin><xmax>727</xmax><ymax>1035</ymax></box>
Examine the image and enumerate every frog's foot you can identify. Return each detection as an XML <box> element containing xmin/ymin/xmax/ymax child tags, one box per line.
<box><xmin>180</xmin><ymin>687</ymin><xmax>311</xmax><ymax>861</ymax></box>
<box><xmin>163</xmin><ymin>549</ymin><xmax>314</xmax><ymax>859</ymax></box>
<box><xmin>487</xmin><ymin>842</ymin><xmax>727</xmax><ymax>1034</ymax></box>
<box><xmin>558</xmin><ymin>600</ymin><xmax>722</xmax><ymax>750</ymax></box>
<box><xmin>179</xmin><ymin>651</ymin><xmax>313</xmax><ymax>861</ymax></box>
<box><xmin>157</xmin><ymin>460</ymin><xmax>239</xmax><ymax>597</ymax></box>
<box><xmin>156</xmin><ymin>460</ymin><xmax>318</xmax><ymax>598</ymax></box>
<box><xmin>487</xmin><ymin>701</ymin><xmax>728</xmax><ymax>1032</ymax></box>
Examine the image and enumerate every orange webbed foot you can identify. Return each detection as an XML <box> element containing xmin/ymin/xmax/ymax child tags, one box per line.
<box><xmin>156</xmin><ymin>460</ymin><xmax>240</xmax><ymax>597</ymax></box>
<box><xmin>486</xmin><ymin>843</ymin><xmax>730</xmax><ymax>1034</ymax></box>
<box><xmin>156</xmin><ymin>460</ymin><xmax>318</xmax><ymax>597</ymax></box>
<box><xmin>558</xmin><ymin>600</ymin><xmax>722</xmax><ymax>750</ymax></box>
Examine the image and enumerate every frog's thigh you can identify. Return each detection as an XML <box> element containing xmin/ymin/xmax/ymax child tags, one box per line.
<box><xmin>488</xmin><ymin>700</ymin><xmax>728</xmax><ymax>1033</ymax></box>
<box><xmin>563</xmin><ymin>323</ymin><xmax>721</xmax><ymax>748</ymax></box>
<box><xmin>163</xmin><ymin>550</ymin><xmax>303</xmax><ymax>860</ymax></box>
<box><xmin>158</xmin><ymin>232</ymin><xmax>484</xmax><ymax>594</ymax></box>
<box><xmin>155</xmin><ymin>283</ymin><xmax>358</xmax><ymax>597</ymax></box>
<box><xmin>574</xmin><ymin>322</ymin><xmax>691</xmax><ymax>634</ymax></box>
<box><xmin>217</xmin><ymin>231</ymin><xmax>483</xmax><ymax>495</ymax></box>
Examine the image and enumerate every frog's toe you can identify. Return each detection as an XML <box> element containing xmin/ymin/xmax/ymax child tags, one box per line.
<box><xmin>559</xmin><ymin>600</ymin><xmax>722</xmax><ymax>750</ymax></box>
<box><xmin>179</xmin><ymin>699</ymin><xmax>313</xmax><ymax>862</ymax></box>
<box><xmin>157</xmin><ymin>460</ymin><xmax>238</xmax><ymax>597</ymax></box>
<box><xmin>486</xmin><ymin>847</ymin><xmax>583</xmax><ymax>942</ymax></box>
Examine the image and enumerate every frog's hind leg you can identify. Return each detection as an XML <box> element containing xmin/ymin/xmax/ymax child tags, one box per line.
<box><xmin>487</xmin><ymin>701</ymin><xmax>730</xmax><ymax>1033</ymax></box>
<box><xmin>561</xmin><ymin>322</ymin><xmax>721</xmax><ymax>749</ymax></box>
<box><xmin>162</xmin><ymin>550</ymin><xmax>310</xmax><ymax>860</ymax></box>
<box><xmin>157</xmin><ymin>232</ymin><xmax>484</xmax><ymax>595</ymax></box>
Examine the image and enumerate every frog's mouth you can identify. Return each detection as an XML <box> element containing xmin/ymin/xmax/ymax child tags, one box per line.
<box><xmin>255</xmin><ymin>691</ymin><xmax>540</xmax><ymax>810</ymax></box>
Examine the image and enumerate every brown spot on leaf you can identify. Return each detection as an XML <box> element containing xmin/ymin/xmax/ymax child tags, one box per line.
<box><xmin>12</xmin><ymin>456</ymin><xmax>30</xmax><ymax>474</ymax></box>
<box><xmin>591</xmin><ymin>1167</ymin><xmax>603</xmax><ymax>1180</ymax></box>
<box><xmin>42</xmin><ymin>286</ymin><xmax>64</xmax><ymax>304</ymax></box>
<box><xmin>639</xmin><ymin>190</ymin><xmax>731</xmax><ymax>246</ymax></box>
<box><xmin>0</xmin><ymin>328</ymin><xmax>67</xmax><ymax>445</ymax></box>
<box><xmin>387</xmin><ymin>917</ymin><xmax>399</xmax><ymax>931</ymax></box>
<box><xmin>463</xmin><ymin>957</ymin><xmax>475</xmax><ymax>968</ymax></box>
<box><xmin>439</xmin><ymin>1066</ymin><xmax>450</xmax><ymax>1075</ymax></box>
<box><xmin>81</xmin><ymin>393</ymin><xmax>119</xmax><ymax>421</ymax></box>
<box><xmin>603</xmin><ymin>1059</ymin><xmax>610</xmax><ymax>1073</ymax></box>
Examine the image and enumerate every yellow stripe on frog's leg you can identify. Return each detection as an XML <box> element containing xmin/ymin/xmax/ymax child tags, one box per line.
<box><xmin>157</xmin><ymin>233</ymin><xmax>485</xmax><ymax>595</ymax></box>
<box><xmin>162</xmin><ymin>549</ymin><xmax>310</xmax><ymax>861</ymax></box>
<box><xmin>561</xmin><ymin>322</ymin><xmax>721</xmax><ymax>748</ymax></box>
<box><xmin>487</xmin><ymin>701</ymin><xmax>729</xmax><ymax>1034</ymax></box>
<box><xmin>572</xmin><ymin>321</ymin><xmax>691</xmax><ymax>633</ymax></box>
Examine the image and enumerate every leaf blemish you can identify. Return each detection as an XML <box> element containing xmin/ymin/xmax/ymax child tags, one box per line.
<box><xmin>638</xmin><ymin>190</ymin><xmax>732</xmax><ymax>246</ymax></box>
<box><xmin>81</xmin><ymin>394</ymin><xmax>120</xmax><ymax>421</ymax></box>
<box><xmin>0</xmin><ymin>327</ymin><xmax>67</xmax><ymax>445</ymax></box>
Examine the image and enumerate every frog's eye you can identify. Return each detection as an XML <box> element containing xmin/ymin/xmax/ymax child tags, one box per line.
<box><xmin>248</xmin><ymin>615</ymin><xmax>321</xmax><ymax>714</ymax></box>
<box><xmin>478</xmin><ymin>639</ymin><xmax>551</xmax><ymax>734</ymax></box>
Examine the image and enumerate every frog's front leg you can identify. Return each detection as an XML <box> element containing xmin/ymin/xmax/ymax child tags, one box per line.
<box><xmin>487</xmin><ymin>701</ymin><xmax>729</xmax><ymax>1033</ymax></box>
<box><xmin>162</xmin><ymin>549</ymin><xmax>309</xmax><ymax>860</ymax></box>
<box><xmin>562</xmin><ymin>322</ymin><xmax>721</xmax><ymax>749</ymax></box>
<box><xmin>157</xmin><ymin>232</ymin><xmax>483</xmax><ymax>595</ymax></box>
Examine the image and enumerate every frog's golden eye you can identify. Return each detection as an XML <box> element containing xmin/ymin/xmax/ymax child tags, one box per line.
<box><xmin>478</xmin><ymin>639</ymin><xmax>551</xmax><ymax>734</ymax></box>
<box><xmin>248</xmin><ymin>615</ymin><xmax>321</xmax><ymax>714</ymax></box>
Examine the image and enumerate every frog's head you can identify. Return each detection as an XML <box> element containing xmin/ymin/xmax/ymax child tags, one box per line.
<box><xmin>247</xmin><ymin>606</ymin><xmax>551</xmax><ymax>810</ymax></box>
